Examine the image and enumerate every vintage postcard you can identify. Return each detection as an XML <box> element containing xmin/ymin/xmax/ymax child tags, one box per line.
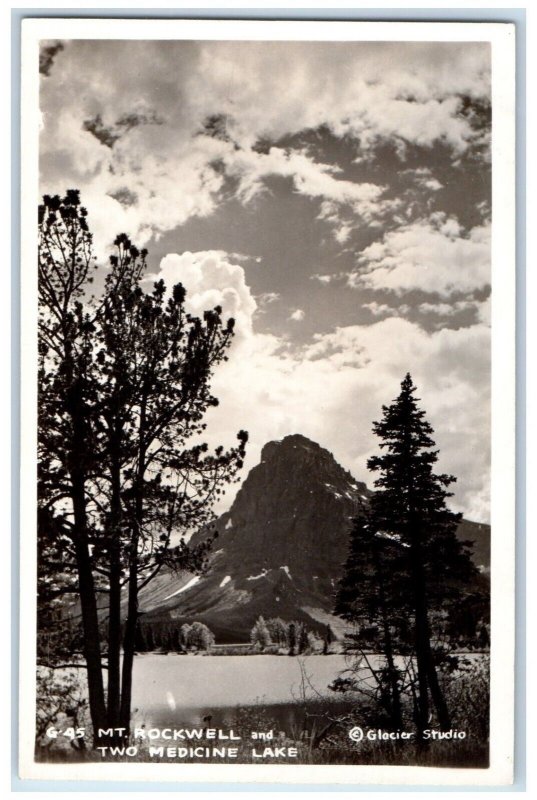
<box><xmin>19</xmin><ymin>18</ymin><xmax>516</xmax><ymax>785</ymax></box>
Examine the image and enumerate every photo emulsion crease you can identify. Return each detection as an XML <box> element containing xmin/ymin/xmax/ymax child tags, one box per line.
<box><xmin>19</xmin><ymin>19</ymin><xmax>516</xmax><ymax>786</ymax></box>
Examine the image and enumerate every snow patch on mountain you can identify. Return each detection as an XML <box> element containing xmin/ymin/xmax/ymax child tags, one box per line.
<box><xmin>246</xmin><ymin>569</ymin><xmax>269</xmax><ymax>581</ymax></box>
<box><xmin>163</xmin><ymin>575</ymin><xmax>200</xmax><ymax>600</ymax></box>
<box><xmin>280</xmin><ymin>566</ymin><xmax>292</xmax><ymax>580</ymax></box>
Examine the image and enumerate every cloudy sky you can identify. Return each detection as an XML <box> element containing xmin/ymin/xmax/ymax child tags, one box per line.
<box><xmin>39</xmin><ymin>38</ymin><xmax>492</xmax><ymax>522</ymax></box>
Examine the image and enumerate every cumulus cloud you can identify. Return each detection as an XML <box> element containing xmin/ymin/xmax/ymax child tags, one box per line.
<box><xmin>289</xmin><ymin>309</ymin><xmax>306</xmax><ymax>322</ymax></box>
<box><xmin>362</xmin><ymin>301</ymin><xmax>409</xmax><ymax>318</ymax></box>
<box><xmin>311</xmin><ymin>273</ymin><xmax>336</xmax><ymax>285</ymax></box>
<box><xmin>212</xmin><ymin>314</ymin><xmax>490</xmax><ymax>522</ymax></box>
<box><xmin>188</xmin><ymin>41</ymin><xmax>490</xmax><ymax>153</ymax></box>
<box><xmin>317</xmin><ymin>199</ymin><xmax>388</xmax><ymax>243</ymax></box>
<box><xmin>39</xmin><ymin>40</ymin><xmax>490</xmax><ymax>249</ymax></box>
<box><xmin>222</xmin><ymin>146</ymin><xmax>395</xmax><ymax>231</ymax></box>
<box><xmin>351</xmin><ymin>216</ymin><xmax>490</xmax><ymax>297</ymax></box>
<box><xmin>152</xmin><ymin>250</ymin><xmax>257</xmax><ymax>342</ymax></box>
<box><xmin>256</xmin><ymin>292</ymin><xmax>280</xmax><ymax>308</ymax></box>
<box><xmin>362</xmin><ymin>298</ymin><xmax>489</xmax><ymax>327</ymax></box>
<box><xmin>422</xmin><ymin>177</ymin><xmax>443</xmax><ymax>192</ymax></box>
<box><xmin>302</xmin><ymin>318</ymin><xmax>490</xmax><ymax>520</ymax></box>
<box><xmin>417</xmin><ymin>300</ymin><xmax>477</xmax><ymax>316</ymax></box>
<box><xmin>402</xmin><ymin>167</ymin><xmax>444</xmax><ymax>192</ymax></box>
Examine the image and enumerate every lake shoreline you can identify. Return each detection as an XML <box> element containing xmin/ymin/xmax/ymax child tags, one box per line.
<box><xmin>130</xmin><ymin>648</ymin><xmax>489</xmax><ymax>657</ymax></box>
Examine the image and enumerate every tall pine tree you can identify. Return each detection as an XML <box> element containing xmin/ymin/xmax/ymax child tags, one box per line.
<box><xmin>337</xmin><ymin>374</ymin><xmax>477</xmax><ymax>738</ymax></box>
<box><xmin>38</xmin><ymin>190</ymin><xmax>247</xmax><ymax>744</ymax></box>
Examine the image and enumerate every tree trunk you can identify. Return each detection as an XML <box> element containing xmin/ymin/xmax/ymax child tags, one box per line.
<box><xmin>67</xmin><ymin>372</ymin><xmax>107</xmax><ymax>746</ymax></box>
<box><xmin>424</xmin><ymin>638</ymin><xmax>452</xmax><ymax>730</ymax></box>
<box><xmin>119</xmin><ymin>553</ymin><xmax>138</xmax><ymax>734</ymax></box>
<box><xmin>106</xmin><ymin>453</ymin><xmax>123</xmax><ymax>732</ymax></box>
<box><xmin>380</xmin><ymin>608</ymin><xmax>403</xmax><ymax>730</ymax></box>
<box><xmin>414</xmin><ymin>607</ymin><xmax>430</xmax><ymax>740</ymax></box>
<box><xmin>119</xmin><ymin>397</ymin><xmax>147</xmax><ymax>736</ymax></box>
<box><xmin>71</xmin><ymin>480</ymin><xmax>107</xmax><ymax>743</ymax></box>
<box><xmin>106</xmin><ymin>543</ymin><xmax>122</xmax><ymax>730</ymax></box>
<box><xmin>412</xmin><ymin>522</ymin><xmax>451</xmax><ymax>731</ymax></box>
<box><xmin>374</xmin><ymin>547</ymin><xmax>403</xmax><ymax>730</ymax></box>
<box><xmin>411</xmin><ymin>535</ymin><xmax>431</xmax><ymax>742</ymax></box>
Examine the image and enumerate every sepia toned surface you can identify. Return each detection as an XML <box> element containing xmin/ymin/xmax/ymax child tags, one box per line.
<box><xmin>20</xmin><ymin>18</ymin><xmax>515</xmax><ymax>785</ymax></box>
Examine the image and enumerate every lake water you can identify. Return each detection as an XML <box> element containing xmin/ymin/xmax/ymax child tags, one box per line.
<box><xmin>130</xmin><ymin>653</ymin><xmax>354</xmax><ymax>734</ymax></box>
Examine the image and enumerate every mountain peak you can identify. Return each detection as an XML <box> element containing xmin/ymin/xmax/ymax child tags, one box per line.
<box><xmin>260</xmin><ymin>433</ymin><xmax>321</xmax><ymax>461</ymax></box>
<box><xmin>259</xmin><ymin>434</ymin><xmax>368</xmax><ymax>496</ymax></box>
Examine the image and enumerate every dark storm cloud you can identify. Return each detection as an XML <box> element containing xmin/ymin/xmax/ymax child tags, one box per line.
<box><xmin>108</xmin><ymin>188</ymin><xmax>138</xmax><ymax>207</ymax></box>
<box><xmin>199</xmin><ymin>114</ymin><xmax>234</xmax><ymax>143</ymax></box>
<box><xmin>116</xmin><ymin>110</ymin><xmax>164</xmax><ymax>132</ymax></box>
<box><xmin>83</xmin><ymin>110</ymin><xmax>164</xmax><ymax>148</ymax></box>
<box><xmin>39</xmin><ymin>41</ymin><xmax>64</xmax><ymax>76</ymax></box>
<box><xmin>83</xmin><ymin>114</ymin><xmax>121</xmax><ymax>148</ymax></box>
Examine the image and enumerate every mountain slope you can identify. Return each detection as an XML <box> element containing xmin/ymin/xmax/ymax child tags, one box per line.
<box><xmin>140</xmin><ymin>434</ymin><xmax>490</xmax><ymax>642</ymax></box>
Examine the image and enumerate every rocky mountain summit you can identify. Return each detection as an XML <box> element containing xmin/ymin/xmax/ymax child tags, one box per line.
<box><xmin>140</xmin><ymin>434</ymin><xmax>490</xmax><ymax>642</ymax></box>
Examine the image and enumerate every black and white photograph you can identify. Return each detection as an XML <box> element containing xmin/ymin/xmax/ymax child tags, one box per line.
<box><xmin>19</xmin><ymin>18</ymin><xmax>516</xmax><ymax>785</ymax></box>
